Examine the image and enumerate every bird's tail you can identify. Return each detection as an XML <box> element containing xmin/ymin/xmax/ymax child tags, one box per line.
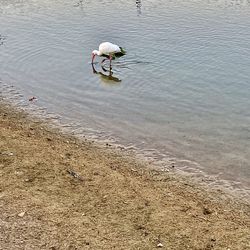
<box><xmin>119</xmin><ymin>47</ymin><xmax>126</xmax><ymax>55</ymax></box>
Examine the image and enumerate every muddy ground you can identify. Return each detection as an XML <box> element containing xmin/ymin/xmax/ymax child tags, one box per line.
<box><xmin>0</xmin><ymin>102</ymin><xmax>249</xmax><ymax>250</ymax></box>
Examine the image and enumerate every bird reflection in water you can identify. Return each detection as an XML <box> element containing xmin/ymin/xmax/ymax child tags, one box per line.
<box><xmin>91</xmin><ymin>63</ymin><xmax>122</xmax><ymax>86</ymax></box>
<box><xmin>136</xmin><ymin>0</ymin><xmax>142</xmax><ymax>15</ymax></box>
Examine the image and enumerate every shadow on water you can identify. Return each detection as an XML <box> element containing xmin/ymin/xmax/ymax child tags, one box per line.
<box><xmin>91</xmin><ymin>63</ymin><xmax>122</xmax><ymax>86</ymax></box>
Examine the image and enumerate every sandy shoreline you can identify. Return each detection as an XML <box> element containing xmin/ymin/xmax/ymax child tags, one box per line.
<box><xmin>0</xmin><ymin>101</ymin><xmax>249</xmax><ymax>249</ymax></box>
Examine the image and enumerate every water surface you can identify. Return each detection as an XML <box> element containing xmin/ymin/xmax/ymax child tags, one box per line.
<box><xmin>1</xmin><ymin>0</ymin><xmax>250</xmax><ymax>200</ymax></box>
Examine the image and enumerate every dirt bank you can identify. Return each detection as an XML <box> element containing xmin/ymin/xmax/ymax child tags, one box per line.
<box><xmin>0</xmin><ymin>102</ymin><xmax>249</xmax><ymax>250</ymax></box>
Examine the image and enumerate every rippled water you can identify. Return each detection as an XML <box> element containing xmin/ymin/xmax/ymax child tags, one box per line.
<box><xmin>1</xmin><ymin>0</ymin><xmax>250</xmax><ymax>200</ymax></box>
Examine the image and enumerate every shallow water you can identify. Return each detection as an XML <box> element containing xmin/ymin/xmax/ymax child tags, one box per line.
<box><xmin>1</xmin><ymin>0</ymin><xmax>250</xmax><ymax>200</ymax></box>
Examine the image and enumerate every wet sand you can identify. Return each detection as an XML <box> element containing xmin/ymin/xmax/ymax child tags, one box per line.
<box><xmin>0</xmin><ymin>102</ymin><xmax>249</xmax><ymax>250</ymax></box>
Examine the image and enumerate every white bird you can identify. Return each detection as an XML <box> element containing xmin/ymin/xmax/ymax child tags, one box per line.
<box><xmin>91</xmin><ymin>42</ymin><xmax>126</xmax><ymax>65</ymax></box>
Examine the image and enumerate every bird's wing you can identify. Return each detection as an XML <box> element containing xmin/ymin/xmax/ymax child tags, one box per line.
<box><xmin>99</xmin><ymin>42</ymin><xmax>121</xmax><ymax>55</ymax></box>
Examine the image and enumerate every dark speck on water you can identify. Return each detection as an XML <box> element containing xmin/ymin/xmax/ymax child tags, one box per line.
<box><xmin>0</xmin><ymin>35</ymin><xmax>6</xmax><ymax>45</ymax></box>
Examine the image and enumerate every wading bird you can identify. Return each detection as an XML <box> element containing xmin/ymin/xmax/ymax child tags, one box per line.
<box><xmin>91</xmin><ymin>42</ymin><xmax>126</xmax><ymax>66</ymax></box>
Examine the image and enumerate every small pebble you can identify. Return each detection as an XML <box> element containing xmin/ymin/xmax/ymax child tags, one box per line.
<box><xmin>18</xmin><ymin>212</ymin><xmax>25</xmax><ymax>217</ymax></box>
<box><xmin>28</xmin><ymin>96</ymin><xmax>37</xmax><ymax>102</ymax></box>
<box><xmin>203</xmin><ymin>207</ymin><xmax>212</xmax><ymax>215</ymax></box>
<box><xmin>14</xmin><ymin>171</ymin><xmax>23</xmax><ymax>176</ymax></box>
<box><xmin>157</xmin><ymin>243</ymin><xmax>163</xmax><ymax>248</ymax></box>
<box><xmin>1</xmin><ymin>151</ymin><xmax>14</xmax><ymax>156</ymax></box>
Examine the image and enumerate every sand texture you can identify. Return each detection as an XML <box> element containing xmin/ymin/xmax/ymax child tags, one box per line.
<box><xmin>0</xmin><ymin>103</ymin><xmax>249</xmax><ymax>250</ymax></box>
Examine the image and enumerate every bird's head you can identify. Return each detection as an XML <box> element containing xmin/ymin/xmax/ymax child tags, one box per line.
<box><xmin>91</xmin><ymin>50</ymin><xmax>99</xmax><ymax>64</ymax></box>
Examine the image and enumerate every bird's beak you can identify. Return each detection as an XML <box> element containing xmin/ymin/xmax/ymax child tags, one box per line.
<box><xmin>91</xmin><ymin>54</ymin><xmax>96</xmax><ymax>64</ymax></box>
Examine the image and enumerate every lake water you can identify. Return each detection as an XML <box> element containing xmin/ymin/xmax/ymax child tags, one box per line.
<box><xmin>1</xmin><ymin>0</ymin><xmax>250</xmax><ymax>200</ymax></box>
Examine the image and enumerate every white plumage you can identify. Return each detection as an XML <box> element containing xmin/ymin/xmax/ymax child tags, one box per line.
<box><xmin>91</xmin><ymin>42</ymin><xmax>126</xmax><ymax>65</ymax></box>
<box><xmin>98</xmin><ymin>42</ymin><xmax>121</xmax><ymax>55</ymax></box>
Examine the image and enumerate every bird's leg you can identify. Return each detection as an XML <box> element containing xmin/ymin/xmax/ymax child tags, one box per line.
<box><xmin>109</xmin><ymin>67</ymin><xmax>113</xmax><ymax>77</ymax></box>
<box><xmin>109</xmin><ymin>55</ymin><xmax>112</xmax><ymax>70</ymax></box>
